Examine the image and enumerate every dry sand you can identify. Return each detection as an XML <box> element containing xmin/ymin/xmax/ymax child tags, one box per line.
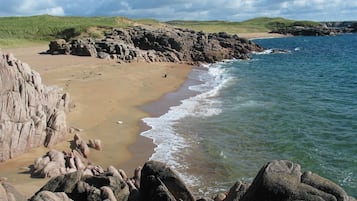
<box><xmin>0</xmin><ymin>45</ymin><xmax>193</xmax><ymax>197</ymax></box>
<box><xmin>238</xmin><ymin>32</ymin><xmax>290</xmax><ymax>40</ymax></box>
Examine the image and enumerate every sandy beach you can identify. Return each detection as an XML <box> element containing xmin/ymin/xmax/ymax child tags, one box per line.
<box><xmin>0</xmin><ymin>45</ymin><xmax>192</xmax><ymax>196</ymax></box>
<box><xmin>0</xmin><ymin>32</ymin><xmax>285</xmax><ymax>197</ymax></box>
<box><xmin>238</xmin><ymin>32</ymin><xmax>289</xmax><ymax>40</ymax></box>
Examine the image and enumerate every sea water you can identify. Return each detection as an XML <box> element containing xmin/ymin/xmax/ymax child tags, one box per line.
<box><xmin>141</xmin><ymin>34</ymin><xmax>357</xmax><ymax>196</ymax></box>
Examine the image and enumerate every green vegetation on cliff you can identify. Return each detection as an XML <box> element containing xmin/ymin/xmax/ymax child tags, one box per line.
<box><xmin>0</xmin><ymin>15</ymin><xmax>153</xmax><ymax>47</ymax></box>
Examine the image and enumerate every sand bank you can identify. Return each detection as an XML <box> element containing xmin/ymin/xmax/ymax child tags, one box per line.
<box><xmin>0</xmin><ymin>45</ymin><xmax>192</xmax><ymax>196</ymax></box>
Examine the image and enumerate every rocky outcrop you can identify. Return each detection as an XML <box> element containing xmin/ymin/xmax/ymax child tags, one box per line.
<box><xmin>240</xmin><ymin>160</ymin><xmax>356</xmax><ymax>201</ymax></box>
<box><xmin>31</xmin><ymin>134</ymin><xmax>104</xmax><ymax>178</ymax></box>
<box><xmin>48</xmin><ymin>25</ymin><xmax>264</xmax><ymax>64</ymax></box>
<box><xmin>0</xmin><ymin>51</ymin><xmax>70</xmax><ymax>161</ymax></box>
<box><xmin>28</xmin><ymin>160</ymin><xmax>355</xmax><ymax>201</ymax></box>
<box><xmin>0</xmin><ymin>179</ymin><xmax>27</xmax><ymax>201</ymax></box>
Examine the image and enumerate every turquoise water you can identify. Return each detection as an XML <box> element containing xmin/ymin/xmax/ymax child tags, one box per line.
<box><xmin>142</xmin><ymin>34</ymin><xmax>357</xmax><ymax>196</ymax></box>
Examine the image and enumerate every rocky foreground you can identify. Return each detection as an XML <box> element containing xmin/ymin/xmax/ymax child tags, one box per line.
<box><xmin>0</xmin><ymin>160</ymin><xmax>355</xmax><ymax>201</ymax></box>
<box><xmin>47</xmin><ymin>25</ymin><xmax>264</xmax><ymax>63</ymax></box>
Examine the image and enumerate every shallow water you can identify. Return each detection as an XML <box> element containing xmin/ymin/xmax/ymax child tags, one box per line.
<box><xmin>142</xmin><ymin>34</ymin><xmax>357</xmax><ymax>197</ymax></box>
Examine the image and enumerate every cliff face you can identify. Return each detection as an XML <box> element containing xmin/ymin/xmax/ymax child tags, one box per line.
<box><xmin>48</xmin><ymin>25</ymin><xmax>264</xmax><ymax>63</ymax></box>
<box><xmin>0</xmin><ymin>51</ymin><xmax>70</xmax><ymax>162</ymax></box>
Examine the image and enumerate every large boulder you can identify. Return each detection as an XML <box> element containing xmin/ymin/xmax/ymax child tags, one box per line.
<box><xmin>140</xmin><ymin>160</ymin><xmax>195</xmax><ymax>201</ymax></box>
<box><xmin>240</xmin><ymin>160</ymin><xmax>356</xmax><ymax>201</ymax></box>
<box><xmin>0</xmin><ymin>51</ymin><xmax>70</xmax><ymax>161</ymax></box>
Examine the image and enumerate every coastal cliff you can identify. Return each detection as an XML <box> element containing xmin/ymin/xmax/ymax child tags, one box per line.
<box><xmin>0</xmin><ymin>51</ymin><xmax>70</xmax><ymax>162</ymax></box>
<box><xmin>48</xmin><ymin>25</ymin><xmax>264</xmax><ymax>63</ymax></box>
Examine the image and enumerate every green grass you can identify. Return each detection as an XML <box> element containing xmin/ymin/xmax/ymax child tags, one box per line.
<box><xmin>0</xmin><ymin>15</ymin><xmax>320</xmax><ymax>48</ymax></box>
<box><xmin>166</xmin><ymin>17</ymin><xmax>319</xmax><ymax>34</ymax></box>
<box><xmin>0</xmin><ymin>15</ymin><xmax>136</xmax><ymax>48</ymax></box>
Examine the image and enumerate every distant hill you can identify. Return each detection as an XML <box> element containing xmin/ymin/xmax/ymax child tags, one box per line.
<box><xmin>166</xmin><ymin>17</ymin><xmax>319</xmax><ymax>34</ymax></box>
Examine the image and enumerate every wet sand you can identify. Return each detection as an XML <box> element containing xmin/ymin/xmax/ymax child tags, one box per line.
<box><xmin>0</xmin><ymin>45</ymin><xmax>193</xmax><ymax>197</ymax></box>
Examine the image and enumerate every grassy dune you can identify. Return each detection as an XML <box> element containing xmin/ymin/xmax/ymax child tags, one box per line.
<box><xmin>0</xmin><ymin>15</ymin><xmax>318</xmax><ymax>48</ymax></box>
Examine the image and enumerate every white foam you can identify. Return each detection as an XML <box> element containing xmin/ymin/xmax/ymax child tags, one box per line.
<box><xmin>253</xmin><ymin>49</ymin><xmax>274</xmax><ymax>55</ymax></box>
<box><xmin>141</xmin><ymin>61</ymin><xmax>234</xmax><ymax>185</ymax></box>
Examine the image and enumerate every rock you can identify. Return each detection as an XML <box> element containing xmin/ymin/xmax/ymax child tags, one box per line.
<box><xmin>0</xmin><ymin>180</ymin><xmax>27</xmax><ymax>201</ymax></box>
<box><xmin>33</xmin><ymin>169</ymin><xmax>130</xmax><ymax>201</ymax></box>
<box><xmin>47</xmin><ymin>25</ymin><xmax>264</xmax><ymax>64</ymax></box>
<box><xmin>70</xmin><ymin>39</ymin><xmax>97</xmax><ymax>57</ymax></box>
<box><xmin>224</xmin><ymin>181</ymin><xmax>249</xmax><ymax>201</ymax></box>
<box><xmin>101</xmin><ymin>186</ymin><xmax>118</xmax><ymax>201</ymax></box>
<box><xmin>48</xmin><ymin>39</ymin><xmax>70</xmax><ymax>55</ymax></box>
<box><xmin>240</xmin><ymin>160</ymin><xmax>355</xmax><ymax>201</ymax></box>
<box><xmin>141</xmin><ymin>160</ymin><xmax>195</xmax><ymax>201</ymax></box>
<box><xmin>88</xmin><ymin>139</ymin><xmax>103</xmax><ymax>151</ymax></box>
<box><xmin>0</xmin><ymin>51</ymin><xmax>70</xmax><ymax>161</ymax></box>
<box><xmin>31</xmin><ymin>150</ymin><xmax>66</xmax><ymax>178</ymax></box>
<box><xmin>301</xmin><ymin>171</ymin><xmax>349</xmax><ymax>201</ymax></box>
<box><xmin>30</xmin><ymin>191</ymin><xmax>73</xmax><ymax>201</ymax></box>
<box><xmin>140</xmin><ymin>175</ymin><xmax>176</xmax><ymax>201</ymax></box>
<box><xmin>214</xmin><ymin>192</ymin><xmax>226</xmax><ymax>201</ymax></box>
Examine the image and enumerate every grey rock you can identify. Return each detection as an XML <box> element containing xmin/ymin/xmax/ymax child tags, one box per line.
<box><xmin>240</xmin><ymin>160</ymin><xmax>355</xmax><ymax>201</ymax></box>
<box><xmin>0</xmin><ymin>51</ymin><xmax>70</xmax><ymax>162</ymax></box>
<box><xmin>30</xmin><ymin>191</ymin><xmax>73</xmax><ymax>201</ymax></box>
<box><xmin>224</xmin><ymin>181</ymin><xmax>249</xmax><ymax>201</ymax></box>
<box><xmin>141</xmin><ymin>160</ymin><xmax>195</xmax><ymax>201</ymax></box>
<box><xmin>47</xmin><ymin>25</ymin><xmax>264</xmax><ymax>64</ymax></box>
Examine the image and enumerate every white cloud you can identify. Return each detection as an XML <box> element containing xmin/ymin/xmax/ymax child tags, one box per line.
<box><xmin>0</xmin><ymin>0</ymin><xmax>356</xmax><ymax>21</ymax></box>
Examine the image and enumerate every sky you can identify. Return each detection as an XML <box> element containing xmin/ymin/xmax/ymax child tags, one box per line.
<box><xmin>0</xmin><ymin>0</ymin><xmax>356</xmax><ymax>22</ymax></box>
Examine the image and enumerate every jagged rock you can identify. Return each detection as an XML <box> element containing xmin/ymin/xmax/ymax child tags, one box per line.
<box><xmin>31</xmin><ymin>150</ymin><xmax>66</xmax><ymax>178</ymax></box>
<box><xmin>29</xmin><ymin>191</ymin><xmax>73</xmax><ymax>201</ymax></box>
<box><xmin>0</xmin><ymin>179</ymin><xmax>27</xmax><ymax>201</ymax></box>
<box><xmin>141</xmin><ymin>160</ymin><xmax>195</xmax><ymax>201</ymax></box>
<box><xmin>32</xmin><ymin>169</ymin><xmax>130</xmax><ymax>201</ymax></box>
<box><xmin>141</xmin><ymin>175</ymin><xmax>176</xmax><ymax>201</ymax></box>
<box><xmin>48</xmin><ymin>25</ymin><xmax>264</xmax><ymax>64</ymax></box>
<box><xmin>224</xmin><ymin>181</ymin><xmax>249</xmax><ymax>201</ymax></box>
<box><xmin>48</xmin><ymin>39</ymin><xmax>70</xmax><ymax>55</ymax></box>
<box><xmin>240</xmin><ymin>160</ymin><xmax>356</xmax><ymax>201</ymax></box>
<box><xmin>0</xmin><ymin>51</ymin><xmax>70</xmax><ymax>162</ymax></box>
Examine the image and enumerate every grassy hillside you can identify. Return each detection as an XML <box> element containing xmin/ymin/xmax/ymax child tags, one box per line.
<box><xmin>167</xmin><ymin>17</ymin><xmax>319</xmax><ymax>34</ymax></box>
<box><xmin>0</xmin><ymin>15</ymin><xmax>164</xmax><ymax>48</ymax></box>
<box><xmin>0</xmin><ymin>15</ymin><xmax>319</xmax><ymax>48</ymax></box>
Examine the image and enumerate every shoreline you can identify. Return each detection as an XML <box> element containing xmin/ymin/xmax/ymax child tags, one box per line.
<box><xmin>0</xmin><ymin>32</ymin><xmax>284</xmax><ymax>197</ymax></box>
<box><xmin>0</xmin><ymin>45</ymin><xmax>193</xmax><ymax>197</ymax></box>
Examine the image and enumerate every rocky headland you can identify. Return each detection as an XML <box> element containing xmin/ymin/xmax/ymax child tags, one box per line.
<box><xmin>47</xmin><ymin>25</ymin><xmax>264</xmax><ymax>63</ymax></box>
<box><xmin>0</xmin><ymin>51</ymin><xmax>71</xmax><ymax>162</ymax></box>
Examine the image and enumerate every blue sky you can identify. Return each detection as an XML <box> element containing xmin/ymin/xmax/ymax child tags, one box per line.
<box><xmin>0</xmin><ymin>0</ymin><xmax>356</xmax><ymax>21</ymax></box>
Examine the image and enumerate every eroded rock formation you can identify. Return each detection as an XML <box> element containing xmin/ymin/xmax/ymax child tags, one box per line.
<box><xmin>0</xmin><ymin>51</ymin><xmax>70</xmax><ymax>161</ymax></box>
<box><xmin>48</xmin><ymin>25</ymin><xmax>264</xmax><ymax>64</ymax></box>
